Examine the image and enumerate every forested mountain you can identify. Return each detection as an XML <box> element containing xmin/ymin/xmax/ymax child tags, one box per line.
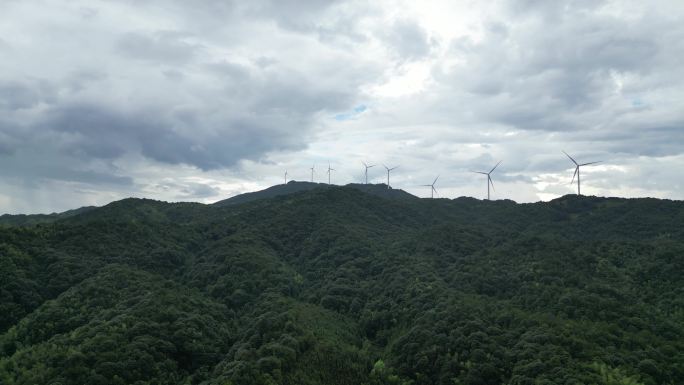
<box><xmin>0</xmin><ymin>206</ymin><xmax>97</xmax><ymax>227</ymax></box>
<box><xmin>1</xmin><ymin>185</ymin><xmax>683</xmax><ymax>385</ymax></box>
<box><xmin>213</xmin><ymin>181</ymin><xmax>415</xmax><ymax>206</ymax></box>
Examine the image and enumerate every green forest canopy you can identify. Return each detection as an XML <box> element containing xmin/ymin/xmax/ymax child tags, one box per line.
<box><xmin>1</xmin><ymin>185</ymin><xmax>683</xmax><ymax>385</ymax></box>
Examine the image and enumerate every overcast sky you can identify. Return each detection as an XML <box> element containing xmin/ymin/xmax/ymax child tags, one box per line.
<box><xmin>1</xmin><ymin>0</ymin><xmax>683</xmax><ymax>214</ymax></box>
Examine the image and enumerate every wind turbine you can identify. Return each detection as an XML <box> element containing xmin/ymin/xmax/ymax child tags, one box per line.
<box><xmin>284</xmin><ymin>170</ymin><xmax>288</xmax><ymax>184</ymax></box>
<box><xmin>327</xmin><ymin>162</ymin><xmax>335</xmax><ymax>185</ymax></box>
<box><xmin>563</xmin><ymin>151</ymin><xmax>600</xmax><ymax>195</ymax></box>
<box><xmin>473</xmin><ymin>161</ymin><xmax>501</xmax><ymax>200</ymax></box>
<box><xmin>310</xmin><ymin>164</ymin><xmax>315</xmax><ymax>183</ymax></box>
<box><xmin>421</xmin><ymin>175</ymin><xmax>439</xmax><ymax>198</ymax></box>
<box><xmin>383</xmin><ymin>164</ymin><xmax>399</xmax><ymax>189</ymax></box>
<box><xmin>362</xmin><ymin>161</ymin><xmax>376</xmax><ymax>184</ymax></box>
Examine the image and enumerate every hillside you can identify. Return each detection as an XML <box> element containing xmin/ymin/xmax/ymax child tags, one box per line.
<box><xmin>0</xmin><ymin>206</ymin><xmax>97</xmax><ymax>226</ymax></box>
<box><xmin>213</xmin><ymin>181</ymin><xmax>415</xmax><ymax>206</ymax></box>
<box><xmin>1</xmin><ymin>186</ymin><xmax>683</xmax><ymax>385</ymax></box>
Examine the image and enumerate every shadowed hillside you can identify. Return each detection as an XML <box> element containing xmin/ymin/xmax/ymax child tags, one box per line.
<box><xmin>1</xmin><ymin>186</ymin><xmax>683</xmax><ymax>385</ymax></box>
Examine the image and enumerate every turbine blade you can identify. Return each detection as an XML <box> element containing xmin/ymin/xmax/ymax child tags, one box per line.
<box><xmin>562</xmin><ymin>150</ymin><xmax>578</xmax><ymax>165</ymax></box>
<box><xmin>474</xmin><ymin>171</ymin><xmax>488</xmax><ymax>175</ymax></box>
<box><xmin>571</xmin><ymin>166</ymin><xmax>578</xmax><ymax>185</ymax></box>
<box><xmin>433</xmin><ymin>175</ymin><xmax>439</xmax><ymax>185</ymax></box>
<box><xmin>489</xmin><ymin>160</ymin><xmax>502</xmax><ymax>174</ymax></box>
<box><xmin>383</xmin><ymin>164</ymin><xmax>388</xmax><ymax>170</ymax></box>
<box><xmin>362</xmin><ymin>161</ymin><xmax>367</xmax><ymax>167</ymax></box>
<box><xmin>368</xmin><ymin>164</ymin><xmax>376</xmax><ymax>168</ymax></box>
<box><xmin>581</xmin><ymin>161</ymin><xmax>601</xmax><ymax>166</ymax></box>
<box><xmin>489</xmin><ymin>176</ymin><xmax>495</xmax><ymax>192</ymax></box>
<box><xmin>432</xmin><ymin>186</ymin><xmax>438</xmax><ymax>195</ymax></box>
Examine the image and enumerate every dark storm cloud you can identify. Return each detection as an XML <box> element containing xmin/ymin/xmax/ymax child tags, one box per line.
<box><xmin>0</xmin><ymin>133</ymin><xmax>15</xmax><ymax>155</ymax></box>
<box><xmin>43</xmin><ymin>105</ymin><xmax>140</xmax><ymax>159</ymax></box>
<box><xmin>0</xmin><ymin>0</ymin><xmax>370</xmax><ymax>190</ymax></box>
<box><xmin>25</xmin><ymin>101</ymin><xmax>317</xmax><ymax>171</ymax></box>
<box><xmin>0</xmin><ymin>80</ymin><xmax>55</xmax><ymax>110</ymax></box>
<box><xmin>0</xmin><ymin>143</ymin><xmax>134</xmax><ymax>187</ymax></box>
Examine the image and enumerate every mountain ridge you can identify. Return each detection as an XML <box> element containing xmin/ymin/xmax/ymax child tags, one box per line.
<box><xmin>0</xmin><ymin>186</ymin><xmax>683</xmax><ymax>384</ymax></box>
<box><xmin>212</xmin><ymin>181</ymin><xmax>417</xmax><ymax>206</ymax></box>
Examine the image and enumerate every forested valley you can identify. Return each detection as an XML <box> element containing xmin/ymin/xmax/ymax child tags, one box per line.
<box><xmin>1</xmin><ymin>183</ymin><xmax>683</xmax><ymax>385</ymax></box>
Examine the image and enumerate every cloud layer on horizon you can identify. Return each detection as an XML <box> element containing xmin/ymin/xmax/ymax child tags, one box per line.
<box><xmin>0</xmin><ymin>0</ymin><xmax>682</xmax><ymax>213</ymax></box>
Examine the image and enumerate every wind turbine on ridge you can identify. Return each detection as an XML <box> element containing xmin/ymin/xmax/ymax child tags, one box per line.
<box><xmin>421</xmin><ymin>175</ymin><xmax>439</xmax><ymax>198</ymax></box>
<box><xmin>383</xmin><ymin>164</ymin><xmax>399</xmax><ymax>189</ymax></box>
<box><xmin>563</xmin><ymin>151</ymin><xmax>601</xmax><ymax>195</ymax></box>
<box><xmin>284</xmin><ymin>170</ymin><xmax>288</xmax><ymax>184</ymax></box>
<box><xmin>362</xmin><ymin>161</ymin><xmax>375</xmax><ymax>184</ymax></box>
<box><xmin>327</xmin><ymin>162</ymin><xmax>335</xmax><ymax>185</ymax></box>
<box><xmin>310</xmin><ymin>164</ymin><xmax>315</xmax><ymax>183</ymax></box>
<box><xmin>473</xmin><ymin>161</ymin><xmax>501</xmax><ymax>200</ymax></box>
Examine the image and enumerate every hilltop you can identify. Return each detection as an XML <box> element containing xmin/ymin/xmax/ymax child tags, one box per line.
<box><xmin>213</xmin><ymin>181</ymin><xmax>416</xmax><ymax>206</ymax></box>
<box><xmin>0</xmin><ymin>186</ymin><xmax>682</xmax><ymax>385</ymax></box>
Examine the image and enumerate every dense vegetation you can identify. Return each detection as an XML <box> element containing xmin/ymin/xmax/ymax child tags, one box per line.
<box><xmin>1</xmin><ymin>185</ymin><xmax>683</xmax><ymax>385</ymax></box>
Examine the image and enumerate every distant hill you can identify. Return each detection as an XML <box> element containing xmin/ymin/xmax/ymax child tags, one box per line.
<box><xmin>0</xmin><ymin>205</ymin><xmax>97</xmax><ymax>226</ymax></box>
<box><xmin>213</xmin><ymin>180</ymin><xmax>416</xmax><ymax>206</ymax></box>
<box><xmin>213</xmin><ymin>181</ymin><xmax>326</xmax><ymax>206</ymax></box>
<box><xmin>1</xmin><ymin>186</ymin><xmax>683</xmax><ymax>385</ymax></box>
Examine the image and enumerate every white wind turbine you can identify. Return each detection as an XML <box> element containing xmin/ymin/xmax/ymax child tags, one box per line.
<box><xmin>327</xmin><ymin>162</ymin><xmax>335</xmax><ymax>185</ymax></box>
<box><xmin>362</xmin><ymin>161</ymin><xmax>375</xmax><ymax>184</ymax></box>
<box><xmin>421</xmin><ymin>175</ymin><xmax>439</xmax><ymax>198</ymax></box>
<box><xmin>383</xmin><ymin>164</ymin><xmax>399</xmax><ymax>189</ymax></box>
<box><xmin>563</xmin><ymin>151</ymin><xmax>601</xmax><ymax>195</ymax></box>
<box><xmin>473</xmin><ymin>161</ymin><xmax>501</xmax><ymax>200</ymax></box>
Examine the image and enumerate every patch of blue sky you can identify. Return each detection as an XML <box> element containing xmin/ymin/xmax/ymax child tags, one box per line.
<box><xmin>334</xmin><ymin>104</ymin><xmax>367</xmax><ymax>121</ymax></box>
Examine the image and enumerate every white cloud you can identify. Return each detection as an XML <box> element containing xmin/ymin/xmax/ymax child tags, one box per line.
<box><xmin>0</xmin><ymin>0</ymin><xmax>682</xmax><ymax>214</ymax></box>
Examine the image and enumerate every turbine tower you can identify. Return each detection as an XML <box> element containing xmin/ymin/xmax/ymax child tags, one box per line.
<box><xmin>327</xmin><ymin>162</ymin><xmax>335</xmax><ymax>185</ymax></box>
<box><xmin>362</xmin><ymin>161</ymin><xmax>376</xmax><ymax>184</ymax></box>
<box><xmin>310</xmin><ymin>164</ymin><xmax>315</xmax><ymax>183</ymax></box>
<box><xmin>421</xmin><ymin>175</ymin><xmax>439</xmax><ymax>198</ymax></box>
<box><xmin>563</xmin><ymin>151</ymin><xmax>600</xmax><ymax>195</ymax></box>
<box><xmin>473</xmin><ymin>161</ymin><xmax>501</xmax><ymax>200</ymax></box>
<box><xmin>284</xmin><ymin>170</ymin><xmax>288</xmax><ymax>184</ymax></box>
<box><xmin>383</xmin><ymin>164</ymin><xmax>399</xmax><ymax>189</ymax></box>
